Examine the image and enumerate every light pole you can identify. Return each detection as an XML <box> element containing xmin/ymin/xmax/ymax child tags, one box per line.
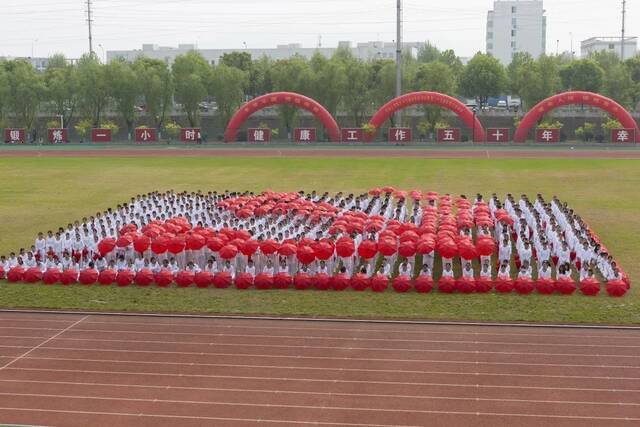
<box><xmin>58</xmin><ymin>114</ymin><xmax>64</xmax><ymax>129</ymax></box>
<box><xmin>472</xmin><ymin>106</ymin><xmax>477</xmax><ymax>143</ymax></box>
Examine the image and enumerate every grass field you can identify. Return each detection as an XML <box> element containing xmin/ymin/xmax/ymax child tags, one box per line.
<box><xmin>0</xmin><ymin>156</ymin><xmax>638</xmax><ymax>324</ymax></box>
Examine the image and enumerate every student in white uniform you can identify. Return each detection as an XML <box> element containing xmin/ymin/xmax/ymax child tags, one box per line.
<box><xmin>398</xmin><ymin>259</ymin><xmax>412</xmax><ymax>278</ymax></box>
<box><xmin>497</xmin><ymin>261</ymin><xmax>511</xmax><ymax>280</ymax></box>
<box><xmin>441</xmin><ymin>262</ymin><xmax>455</xmax><ymax>279</ymax></box>
<box><xmin>245</xmin><ymin>259</ymin><xmax>256</xmax><ymax>277</ymax></box>
<box><xmin>538</xmin><ymin>260</ymin><xmax>552</xmax><ymax>280</ymax></box>
<box><xmin>461</xmin><ymin>261</ymin><xmax>474</xmax><ymax>279</ymax></box>
<box><xmin>222</xmin><ymin>260</ymin><xmax>235</xmax><ymax>278</ymax></box>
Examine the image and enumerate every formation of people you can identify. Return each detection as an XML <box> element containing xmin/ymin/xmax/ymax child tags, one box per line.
<box><xmin>0</xmin><ymin>189</ymin><xmax>630</xmax><ymax>295</ymax></box>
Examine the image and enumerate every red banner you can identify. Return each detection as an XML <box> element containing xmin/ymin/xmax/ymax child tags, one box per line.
<box><xmin>180</xmin><ymin>128</ymin><xmax>201</xmax><ymax>143</ymax></box>
<box><xmin>535</xmin><ymin>128</ymin><xmax>560</xmax><ymax>143</ymax></box>
<box><xmin>4</xmin><ymin>128</ymin><xmax>25</xmax><ymax>143</ymax></box>
<box><xmin>294</xmin><ymin>128</ymin><xmax>316</xmax><ymax>143</ymax></box>
<box><xmin>247</xmin><ymin>128</ymin><xmax>271</xmax><ymax>143</ymax></box>
<box><xmin>47</xmin><ymin>128</ymin><xmax>68</xmax><ymax>143</ymax></box>
<box><xmin>341</xmin><ymin>128</ymin><xmax>364</xmax><ymax>143</ymax></box>
<box><xmin>135</xmin><ymin>128</ymin><xmax>157</xmax><ymax>143</ymax></box>
<box><xmin>436</xmin><ymin>128</ymin><xmax>460</xmax><ymax>143</ymax></box>
<box><xmin>388</xmin><ymin>127</ymin><xmax>412</xmax><ymax>143</ymax></box>
<box><xmin>91</xmin><ymin>128</ymin><xmax>112</xmax><ymax>143</ymax></box>
<box><xmin>486</xmin><ymin>128</ymin><xmax>510</xmax><ymax>143</ymax></box>
<box><xmin>611</xmin><ymin>128</ymin><xmax>636</xmax><ymax>143</ymax></box>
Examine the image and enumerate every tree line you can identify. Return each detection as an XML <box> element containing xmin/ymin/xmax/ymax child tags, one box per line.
<box><xmin>1</xmin><ymin>43</ymin><xmax>639</xmax><ymax>137</ymax></box>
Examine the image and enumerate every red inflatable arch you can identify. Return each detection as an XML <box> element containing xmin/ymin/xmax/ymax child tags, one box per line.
<box><xmin>514</xmin><ymin>91</ymin><xmax>640</xmax><ymax>142</ymax></box>
<box><xmin>367</xmin><ymin>92</ymin><xmax>486</xmax><ymax>142</ymax></box>
<box><xmin>224</xmin><ymin>92</ymin><xmax>341</xmax><ymax>143</ymax></box>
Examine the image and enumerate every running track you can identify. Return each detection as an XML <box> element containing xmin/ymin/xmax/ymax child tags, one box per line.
<box><xmin>0</xmin><ymin>312</ymin><xmax>639</xmax><ymax>426</ymax></box>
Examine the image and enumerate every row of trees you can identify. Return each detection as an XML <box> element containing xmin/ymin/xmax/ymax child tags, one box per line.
<box><xmin>1</xmin><ymin>43</ymin><xmax>640</xmax><ymax>137</ymax></box>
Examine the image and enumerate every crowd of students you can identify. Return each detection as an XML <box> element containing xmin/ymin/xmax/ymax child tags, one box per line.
<box><xmin>0</xmin><ymin>189</ymin><xmax>629</xmax><ymax>293</ymax></box>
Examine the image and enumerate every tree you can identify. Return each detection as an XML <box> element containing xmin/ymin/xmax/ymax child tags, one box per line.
<box><xmin>44</xmin><ymin>54</ymin><xmax>79</xmax><ymax>128</ymax></box>
<box><xmin>367</xmin><ymin>60</ymin><xmax>397</xmax><ymax>113</ymax></box>
<box><xmin>458</xmin><ymin>53</ymin><xmax>506</xmax><ymax>107</ymax></box>
<box><xmin>559</xmin><ymin>59</ymin><xmax>604</xmax><ymax>93</ymax></box>
<box><xmin>248</xmin><ymin>56</ymin><xmax>274</xmax><ymax>98</ymax></box>
<box><xmin>602</xmin><ymin>63</ymin><xmax>634</xmax><ymax>108</ymax></box>
<box><xmin>3</xmin><ymin>59</ymin><xmax>45</xmax><ymax>132</ymax></box>
<box><xmin>507</xmin><ymin>52</ymin><xmax>534</xmax><ymax>94</ymax></box>
<box><xmin>510</xmin><ymin>54</ymin><xmax>561</xmax><ymax>110</ymax></box>
<box><xmin>105</xmin><ymin>58</ymin><xmax>140</xmax><ymax>138</ymax></box>
<box><xmin>624</xmin><ymin>56</ymin><xmax>640</xmax><ymax>109</ymax></box>
<box><xmin>172</xmin><ymin>51</ymin><xmax>211</xmax><ymax>127</ymax></box>
<box><xmin>76</xmin><ymin>53</ymin><xmax>110</xmax><ymax>126</ymax></box>
<box><xmin>308</xmin><ymin>52</ymin><xmax>345</xmax><ymax>118</ymax></box>
<box><xmin>133</xmin><ymin>57</ymin><xmax>174</xmax><ymax>128</ymax></box>
<box><xmin>417</xmin><ymin>42</ymin><xmax>441</xmax><ymax>63</ymax></box>
<box><xmin>219</xmin><ymin>52</ymin><xmax>252</xmax><ymax>72</ymax></box>
<box><xmin>0</xmin><ymin>61</ymin><xmax>9</xmax><ymax>125</ymax></box>
<box><xmin>209</xmin><ymin>63</ymin><xmax>248</xmax><ymax>126</ymax></box>
<box><xmin>340</xmin><ymin>57</ymin><xmax>370</xmax><ymax>126</ymax></box>
<box><xmin>270</xmin><ymin>56</ymin><xmax>313</xmax><ymax>134</ymax></box>
<box><xmin>413</xmin><ymin>61</ymin><xmax>457</xmax><ymax>133</ymax></box>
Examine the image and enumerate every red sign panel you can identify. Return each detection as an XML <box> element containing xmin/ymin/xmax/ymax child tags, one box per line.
<box><xmin>535</xmin><ymin>128</ymin><xmax>560</xmax><ymax>143</ymax></box>
<box><xmin>180</xmin><ymin>128</ymin><xmax>201</xmax><ymax>143</ymax></box>
<box><xmin>341</xmin><ymin>128</ymin><xmax>364</xmax><ymax>143</ymax></box>
<box><xmin>247</xmin><ymin>128</ymin><xmax>271</xmax><ymax>143</ymax></box>
<box><xmin>611</xmin><ymin>128</ymin><xmax>635</xmax><ymax>143</ymax></box>
<box><xmin>4</xmin><ymin>128</ymin><xmax>25</xmax><ymax>143</ymax></box>
<box><xmin>294</xmin><ymin>128</ymin><xmax>316</xmax><ymax>143</ymax></box>
<box><xmin>388</xmin><ymin>127</ymin><xmax>412</xmax><ymax>143</ymax></box>
<box><xmin>486</xmin><ymin>128</ymin><xmax>510</xmax><ymax>143</ymax></box>
<box><xmin>48</xmin><ymin>128</ymin><xmax>68</xmax><ymax>143</ymax></box>
<box><xmin>91</xmin><ymin>128</ymin><xmax>112</xmax><ymax>143</ymax></box>
<box><xmin>135</xmin><ymin>128</ymin><xmax>157</xmax><ymax>143</ymax></box>
<box><xmin>436</xmin><ymin>128</ymin><xmax>460</xmax><ymax>143</ymax></box>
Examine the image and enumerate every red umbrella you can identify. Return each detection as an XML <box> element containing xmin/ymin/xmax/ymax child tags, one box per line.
<box><xmin>370</xmin><ymin>274</ymin><xmax>388</xmax><ymax>292</ymax></box>
<box><xmin>260</xmin><ymin>240</ymin><xmax>280</xmax><ymax>255</ymax></box>
<box><xmin>398</xmin><ymin>241</ymin><xmax>416</xmax><ymax>258</ymax></box>
<box><xmin>358</xmin><ymin>240</ymin><xmax>377</xmax><ymax>260</ymax></box>
<box><xmin>314</xmin><ymin>273</ymin><xmax>331</xmax><ymax>290</ymax></box>
<box><xmin>151</xmin><ymin>236</ymin><xmax>169</xmax><ymax>255</ymax></box>
<box><xmin>437</xmin><ymin>277</ymin><xmax>455</xmax><ymax>293</ymax></box>
<box><xmin>536</xmin><ymin>279</ymin><xmax>555</xmax><ymax>295</ymax></box>
<box><xmin>0</xmin><ymin>266</ymin><xmax>4</xmax><ymax>280</ymax></box>
<box><xmin>79</xmin><ymin>269</ymin><xmax>99</xmax><ymax>285</ymax></box>
<box><xmin>475</xmin><ymin>277</ymin><xmax>493</xmax><ymax>293</ymax></box>
<box><xmin>515</xmin><ymin>277</ymin><xmax>535</xmax><ymax>295</ymax></box>
<box><xmin>219</xmin><ymin>245</ymin><xmax>239</xmax><ymax>260</ymax></box>
<box><xmin>294</xmin><ymin>273</ymin><xmax>312</xmax><ymax>290</ymax></box>
<box><xmin>255</xmin><ymin>272</ymin><xmax>274</xmax><ymax>290</ymax></box>
<box><xmin>43</xmin><ymin>268</ymin><xmax>61</xmax><ymax>285</ymax></box>
<box><xmin>437</xmin><ymin>239</ymin><xmax>458</xmax><ymax>259</ymax></box>
<box><xmin>458</xmin><ymin>240</ymin><xmax>478</xmax><ymax>261</ymax></box>
<box><xmin>495</xmin><ymin>277</ymin><xmax>514</xmax><ymax>293</ymax></box>
<box><xmin>60</xmin><ymin>269</ymin><xmax>78</xmax><ymax>285</ymax></box>
<box><xmin>6</xmin><ymin>267</ymin><xmax>25</xmax><ymax>283</ymax></box>
<box><xmin>134</xmin><ymin>269</ymin><xmax>154</xmax><ymax>287</ymax></box>
<box><xmin>23</xmin><ymin>267</ymin><xmax>43</xmax><ymax>283</ymax></box>
<box><xmin>168</xmin><ymin>237</ymin><xmax>186</xmax><ymax>255</ymax></box>
<box><xmin>175</xmin><ymin>271</ymin><xmax>194</xmax><ymax>288</ymax></box>
<box><xmin>476</xmin><ymin>237</ymin><xmax>496</xmax><ymax>257</ymax></box>
<box><xmin>235</xmin><ymin>273</ymin><xmax>254</xmax><ymax>289</ymax></box>
<box><xmin>314</xmin><ymin>241</ymin><xmax>334</xmax><ymax>260</ymax></box>
<box><xmin>274</xmin><ymin>272</ymin><xmax>292</xmax><ymax>289</ymax></box>
<box><xmin>392</xmin><ymin>276</ymin><xmax>412</xmax><ymax>293</ymax></box>
<box><xmin>97</xmin><ymin>238</ymin><xmax>117</xmax><ymax>256</ymax></box>
<box><xmin>278</xmin><ymin>243</ymin><xmax>297</xmax><ymax>257</ymax></box>
<box><xmin>213</xmin><ymin>272</ymin><xmax>233</xmax><ymax>289</ymax></box>
<box><xmin>296</xmin><ymin>245</ymin><xmax>316</xmax><ymax>265</ymax></box>
<box><xmin>400</xmin><ymin>231</ymin><xmax>419</xmax><ymax>243</ymax></box>
<box><xmin>555</xmin><ymin>277</ymin><xmax>577</xmax><ymax>295</ymax></box>
<box><xmin>116</xmin><ymin>235</ymin><xmax>133</xmax><ymax>248</ymax></box>
<box><xmin>240</xmin><ymin>239</ymin><xmax>259</xmax><ymax>257</ymax></box>
<box><xmin>415</xmin><ymin>276</ymin><xmax>434</xmax><ymax>293</ymax></box>
<box><xmin>98</xmin><ymin>269</ymin><xmax>116</xmax><ymax>285</ymax></box>
<box><xmin>154</xmin><ymin>269</ymin><xmax>174</xmax><ymax>287</ymax></box>
<box><xmin>332</xmin><ymin>274</ymin><xmax>350</xmax><ymax>291</ymax></box>
<box><xmin>378</xmin><ymin>238</ymin><xmax>397</xmax><ymax>257</ymax></box>
<box><xmin>336</xmin><ymin>238</ymin><xmax>355</xmax><ymax>258</ymax></box>
<box><xmin>351</xmin><ymin>273</ymin><xmax>370</xmax><ymax>291</ymax></box>
<box><xmin>133</xmin><ymin>235</ymin><xmax>151</xmax><ymax>254</ymax></box>
<box><xmin>116</xmin><ymin>270</ymin><xmax>134</xmax><ymax>287</ymax></box>
<box><xmin>186</xmin><ymin>234</ymin><xmax>206</xmax><ymax>251</ymax></box>
<box><xmin>579</xmin><ymin>278</ymin><xmax>600</xmax><ymax>296</ymax></box>
<box><xmin>416</xmin><ymin>238</ymin><xmax>435</xmax><ymax>255</ymax></box>
<box><xmin>206</xmin><ymin>237</ymin><xmax>225</xmax><ymax>252</ymax></box>
<box><xmin>455</xmin><ymin>278</ymin><xmax>476</xmax><ymax>294</ymax></box>
<box><xmin>606</xmin><ymin>280</ymin><xmax>627</xmax><ymax>297</ymax></box>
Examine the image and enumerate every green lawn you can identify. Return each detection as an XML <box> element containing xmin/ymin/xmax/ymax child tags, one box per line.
<box><xmin>0</xmin><ymin>156</ymin><xmax>638</xmax><ymax>324</ymax></box>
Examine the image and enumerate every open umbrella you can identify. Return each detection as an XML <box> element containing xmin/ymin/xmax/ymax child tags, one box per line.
<box><xmin>455</xmin><ymin>278</ymin><xmax>475</xmax><ymax>294</ymax></box>
<box><xmin>154</xmin><ymin>269</ymin><xmax>174</xmax><ymax>287</ymax></box>
<box><xmin>116</xmin><ymin>235</ymin><xmax>133</xmax><ymax>249</ymax></box>
<box><xmin>43</xmin><ymin>268</ymin><xmax>61</xmax><ymax>285</ymax></box>
<box><xmin>274</xmin><ymin>272</ymin><xmax>292</xmax><ymax>289</ymax></box>
<box><xmin>194</xmin><ymin>271</ymin><xmax>214</xmax><ymax>288</ymax></box>
<box><xmin>392</xmin><ymin>276</ymin><xmax>412</xmax><ymax>293</ymax></box>
<box><xmin>134</xmin><ymin>269</ymin><xmax>155</xmax><ymax>287</ymax></box>
<box><xmin>296</xmin><ymin>245</ymin><xmax>316</xmax><ymax>265</ymax></box>
<box><xmin>294</xmin><ymin>273</ymin><xmax>312</xmax><ymax>290</ymax></box>
<box><xmin>235</xmin><ymin>273</ymin><xmax>254</xmax><ymax>289</ymax></box>
<box><xmin>259</xmin><ymin>240</ymin><xmax>280</xmax><ymax>255</ymax></box>
<box><xmin>535</xmin><ymin>278</ymin><xmax>555</xmax><ymax>295</ymax></box>
<box><xmin>240</xmin><ymin>239</ymin><xmax>259</xmax><ymax>257</ymax></box>
<box><xmin>555</xmin><ymin>277</ymin><xmax>576</xmax><ymax>295</ymax></box>
<box><xmin>6</xmin><ymin>267</ymin><xmax>25</xmax><ymax>283</ymax></box>
<box><xmin>219</xmin><ymin>245</ymin><xmax>239</xmax><ymax>260</ymax></box>
<box><xmin>133</xmin><ymin>235</ymin><xmax>151</xmax><ymax>254</ymax></box>
<box><xmin>313</xmin><ymin>273</ymin><xmax>331</xmax><ymax>291</ymax></box>
<box><xmin>475</xmin><ymin>277</ymin><xmax>493</xmax><ymax>293</ymax></box>
<box><xmin>60</xmin><ymin>269</ymin><xmax>78</xmax><ymax>285</ymax></box>
<box><xmin>335</xmin><ymin>238</ymin><xmax>355</xmax><ymax>258</ymax></box>
<box><xmin>358</xmin><ymin>240</ymin><xmax>377</xmax><ymax>260</ymax></box>
<box><xmin>580</xmin><ymin>278</ymin><xmax>600</xmax><ymax>296</ymax></box>
<box><xmin>175</xmin><ymin>271</ymin><xmax>194</xmax><ymax>288</ymax></box>
<box><xmin>79</xmin><ymin>269</ymin><xmax>99</xmax><ymax>285</ymax></box>
<box><xmin>151</xmin><ymin>235</ymin><xmax>169</xmax><ymax>255</ymax></box>
<box><xmin>351</xmin><ymin>273</ymin><xmax>370</xmax><ymax>291</ymax></box>
<box><xmin>515</xmin><ymin>277</ymin><xmax>535</xmax><ymax>295</ymax></box>
<box><xmin>495</xmin><ymin>277</ymin><xmax>514</xmax><ymax>293</ymax></box>
<box><xmin>116</xmin><ymin>270</ymin><xmax>134</xmax><ymax>287</ymax></box>
<box><xmin>438</xmin><ymin>276</ymin><xmax>456</xmax><ymax>293</ymax></box>
<box><xmin>414</xmin><ymin>276</ymin><xmax>434</xmax><ymax>293</ymax></box>
<box><xmin>213</xmin><ymin>272</ymin><xmax>233</xmax><ymax>289</ymax></box>
<box><xmin>206</xmin><ymin>237</ymin><xmax>225</xmax><ymax>252</ymax></box>
<box><xmin>398</xmin><ymin>241</ymin><xmax>417</xmax><ymax>258</ymax></box>
<box><xmin>23</xmin><ymin>267</ymin><xmax>43</xmax><ymax>283</ymax></box>
<box><xmin>98</xmin><ymin>269</ymin><xmax>116</xmax><ymax>285</ymax></box>
<box><xmin>371</xmin><ymin>274</ymin><xmax>388</xmax><ymax>292</ymax></box>
<box><xmin>168</xmin><ymin>237</ymin><xmax>186</xmax><ymax>255</ymax></box>
<box><xmin>278</xmin><ymin>243</ymin><xmax>297</xmax><ymax>257</ymax></box>
<box><xmin>186</xmin><ymin>234</ymin><xmax>206</xmax><ymax>251</ymax></box>
<box><xmin>332</xmin><ymin>274</ymin><xmax>350</xmax><ymax>291</ymax></box>
<box><xmin>97</xmin><ymin>238</ymin><xmax>117</xmax><ymax>256</ymax></box>
<box><xmin>606</xmin><ymin>279</ymin><xmax>627</xmax><ymax>297</ymax></box>
<box><xmin>255</xmin><ymin>272</ymin><xmax>274</xmax><ymax>290</ymax></box>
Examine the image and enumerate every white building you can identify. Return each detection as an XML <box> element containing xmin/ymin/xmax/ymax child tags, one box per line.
<box><xmin>486</xmin><ymin>0</ymin><xmax>547</xmax><ymax>65</ymax></box>
<box><xmin>107</xmin><ymin>41</ymin><xmax>422</xmax><ymax>65</ymax></box>
<box><xmin>581</xmin><ymin>37</ymin><xmax>638</xmax><ymax>60</ymax></box>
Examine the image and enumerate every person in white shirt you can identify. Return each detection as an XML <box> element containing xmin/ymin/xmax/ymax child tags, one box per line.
<box><xmin>497</xmin><ymin>261</ymin><xmax>511</xmax><ymax>280</ymax></box>
<box><xmin>245</xmin><ymin>259</ymin><xmax>256</xmax><ymax>277</ymax></box>
<box><xmin>222</xmin><ymin>260</ymin><xmax>235</xmax><ymax>278</ymax></box>
<box><xmin>316</xmin><ymin>260</ymin><xmax>328</xmax><ymax>275</ymax></box>
<box><xmin>518</xmin><ymin>261</ymin><xmax>532</xmax><ymax>279</ymax></box>
<box><xmin>116</xmin><ymin>255</ymin><xmax>127</xmax><ymax>271</ymax></box>
<box><xmin>538</xmin><ymin>260</ymin><xmax>552</xmax><ymax>280</ymax></box>
<box><xmin>186</xmin><ymin>261</ymin><xmax>201</xmax><ymax>274</ymax></box>
<box><xmin>498</xmin><ymin>238</ymin><xmax>512</xmax><ymax>263</ymax></box>
<box><xmin>461</xmin><ymin>261</ymin><xmax>474</xmax><ymax>279</ymax></box>
<box><xmin>419</xmin><ymin>264</ymin><xmax>432</xmax><ymax>277</ymax></box>
<box><xmin>169</xmin><ymin>258</ymin><xmax>180</xmax><ymax>275</ymax></box>
<box><xmin>398</xmin><ymin>260</ymin><xmax>412</xmax><ymax>278</ymax></box>
<box><xmin>204</xmin><ymin>258</ymin><xmax>217</xmax><ymax>273</ymax></box>
<box><xmin>149</xmin><ymin>257</ymin><xmax>161</xmax><ymax>273</ymax></box>
<box><xmin>35</xmin><ymin>232</ymin><xmax>46</xmax><ymax>260</ymax></box>
<box><xmin>134</xmin><ymin>254</ymin><xmax>145</xmax><ymax>272</ymax></box>
<box><xmin>95</xmin><ymin>257</ymin><xmax>107</xmax><ymax>272</ymax></box>
<box><xmin>441</xmin><ymin>262</ymin><xmax>455</xmax><ymax>278</ymax></box>
<box><xmin>24</xmin><ymin>252</ymin><xmax>37</xmax><ymax>268</ymax></box>
<box><xmin>278</xmin><ymin>259</ymin><xmax>289</xmax><ymax>274</ymax></box>
<box><xmin>263</xmin><ymin>260</ymin><xmax>274</xmax><ymax>276</ymax></box>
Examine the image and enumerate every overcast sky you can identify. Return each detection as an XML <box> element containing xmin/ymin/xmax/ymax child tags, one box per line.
<box><xmin>0</xmin><ymin>0</ymin><xmax>636</xmax><ymax>60</ymax></box>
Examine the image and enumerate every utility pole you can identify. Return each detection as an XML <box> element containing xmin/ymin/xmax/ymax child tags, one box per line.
<box><xmin>87</xmin><ymin>0</ymin><xmax>94</xmax><ymax>56</ymax></box>
<box><xmin>621</xmin><ymin>0</ymin><xmax>627</xmax><ymax>60</ymax></box>
<box><xmin>395</xmin><ymin>0</ymin><xmax>402</xmax><ymax>126</ymax></box>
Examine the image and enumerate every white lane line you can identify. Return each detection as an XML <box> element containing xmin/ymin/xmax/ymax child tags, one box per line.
<box><xmin>1</xmin><ymin>394</ymin><xmax>639</xmax><ymax>421</ymax></box>
<box><xmin>0</xmin><ymin>407</ymin><xmax>415</xmax><ymax>427</ymax></box>
<box><xmin>16</xmin><ymin>356</ymin><xmax>640</xmax><ymax>381</ymax></box>
<box><xmin>0</xmin><ymin>316</ymin><xmax>88</xmax><ymax>371</ymax></box>
<box><xmin>25</xmin><ymin>345</ymin><xmax>640</xmax><ymax>370</ymax></box>
<box><xmin>63</xmin><ymin>328</ymin><xmax>640</xmax><ymax>349</ymax></box>
<box><xmin>1</xmin><ymin>379</ymin><xmax>638</xmax><ymax>406</ymax></box>
<box><xmin>6</xmin><ymin>368</ymin><xmax>640</xmax><ymax>393</ymax></box>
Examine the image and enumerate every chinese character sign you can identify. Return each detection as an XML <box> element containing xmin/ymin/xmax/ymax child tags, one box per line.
<box><xmin>341</xmin><ymin>128</ymin><xmax>364</xmax><ymax>143</ymax></box>
<box><xmin>247</xmin><ymin>128</ymin><xmax>271</xmax><ymax>143</ymax></box>
<box><xmin>388</xmin><ymin>127</ymin><xmax>412</xmax><ymax>143</ymax></box>
<box><xmin>436</xmin><ymin>128</ymin><xmax>460</xmax><ymax>143</ymax></box>
<box><xmin>135</xmin><ymin>128</ymin><xmax>158</xmax><ymax>143</ymax></box>
<box><xmin>486</xmin><ymin>128</ymin><xmax>510</xmax><ymax>143</ymax></box>
<box><xmin>47</xmin><ymin>128</ymin><xmax>68</xmax><ymax>143</ymax></box>
<box><xmin>294</xmin><ymin>128</ymin><xmax>316</xmax><ymax>143</ymax></box>
<box><xmin>180</xmin><ymin>128</ymin><xmax>201</xmax><ymax>143</ymax></box>
<box><xmin>4</xmin><ymin>128</ymin><xmax>25</xmax><ymax>143</ymax></box>
<box><xmin>535</xmin><ymin>128</ymin><xmax>560</xmax><ymax>143</ymax></box>
<box><xmin>611</xmin><ymin>128</ymin><xmax>635</xmax><ymax>143</ymax></box>
<box><xmin>91</xmin><ymin>128</ymin><xmax>112</xmax><ymax>143</ymax></box>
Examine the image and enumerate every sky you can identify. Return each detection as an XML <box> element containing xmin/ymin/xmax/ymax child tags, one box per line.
<box><xmin>0</xmin><ymin>0</ymin><xmax>637</xmax><ymax>60</ymax></box>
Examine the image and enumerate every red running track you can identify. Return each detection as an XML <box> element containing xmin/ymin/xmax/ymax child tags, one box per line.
<box><xmin>0</xmin><ymin>312</ymin><xmax>639</xmax><ymax>427</ymax></box>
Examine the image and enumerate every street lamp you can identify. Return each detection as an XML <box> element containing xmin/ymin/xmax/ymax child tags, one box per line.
<box><xmin>472</xmin><ymin>106</ymin><xmax>477</xmax><ymax>143</ymax></box>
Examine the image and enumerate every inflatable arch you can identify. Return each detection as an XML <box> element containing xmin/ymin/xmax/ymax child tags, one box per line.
<box><xmin>366</xmin><ymin>92</ymin><xmax>486</xmax><ymax>142</ymax></box>
<box><xmin>224</xmin><ymin>92</ymin><xmax>341</xmax><ymax>143</ymax></box>
<box><xmin>514</xmin><ymin>91</ymin><xmax>640</xmax><ymax>142</ymax></box>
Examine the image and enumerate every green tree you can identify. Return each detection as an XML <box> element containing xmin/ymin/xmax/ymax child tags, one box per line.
<box><xmin>507</xmin><ymin>52</ymin><xmax>534</xmax><ymax>94</ymax></box>
<box><xmin>248</xmin><ymin>56</ymin><xmax>274</xmax><ymax>97</ymax></box>
<box><xmin>105</xmin><ymin>58</ymin><xmax>140</xmax><ymax>138</ymax></box>
<box><xmin>624</xmin><ymin>56</ymin><xmax>640</xmax><ymax>108</ymax></box>
<box><xmin>76</xmin><ymin>53</ymin><xmax>110</xmax><ymax>126</ymax></box>
<box><xmin>308</xmin><ymin>52</ymin><xmax>345</xmax><ymax>118</ymax></box>
<box><xmin>3</xmin><ymin>59</ymin><xmax>45</xmax><ymax>132</ymax></box>
<box><xmin>511</xmin><ymin>54</ymin><xmax>561</xmax><ymax>110</ymax></box>
<box><xmin>219</xmin><ymin>52</ymin><xmax>253</xmax><ymax>72</ymax></box>
<box><xmin>417</xmin><ymin>42</ymin><xmax>441</xmax><ymax>63</ymax></box>
<box><xmin>0</xmin><ymin>61</ymin><xmax>9</xmax><ymax>124</ymax></box>
<box><xmin>559</xmin><ymin>59</ymin><xmax>604</xmax><ymax>93</ymax></box>
<box><xmin>209</xmin><ymin>63</ymin><xmax>248</xmax><ymax>126</ymax></box>
<box><xmin>602</xmin><ymin>63</ymin><xmax>634</xmax><ymax>108</ymax></box>
<box><xmin>44</xmin><ymin>54</ymin><xmax>79</xmax><ymax>127</ymax></box>
<box><xmin>132</xmin><ymin>57</ymin><xmax>174</xmax><ymax>128</ymax></box>
<box><xmin>172</xmin><ymin>51</ymin><xmax>211</xmax><ymax>127</ymax></box>
<box><xmin>458</xmin><ymin>52</ymin><xmax>506</xmax><ymax>107</ymax></box>
<box><xmin>271</xmin><ymin>56</ymin><xmax>313</xmax><ymax>135</ymax></box>
<box><xmin>413</xmin><ymin>61</ymin><xmax>457</xmax><ymax>133</ymax></box>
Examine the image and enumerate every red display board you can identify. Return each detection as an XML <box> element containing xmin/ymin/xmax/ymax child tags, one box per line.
<box><xmin>486</xmin><ymin>128</ymin><xmax>510</xmax><ymax>143</ymax></box>
<box><xmin>294</xmin><ymin>128</ymin><xmax>316</xmax><ymax>143</ymax></box>
<box><xmin>180</xmin><ymin>128</ymin><xmax>201</xmax><ymax>143</ymax></box>
<box><xmin>48</xmin><ymin>128</ymin><xmax>68</xmax><ymax>143</ymax></box>
<box><xmin>436</xmin><ymin>128</ymin><xmax>460</xmax><ymax>143</ymax></box>
<box><xmin>388</xmin><ymin>127</ymin><xmax>412</xmax><ymax>143</ymax></box>
<box><xmin>135</xmin><ymin>128</ymin><xmax>157</xmax><ymax>143</ymax></box>
<box><xmin>91</xmin><ymin>128</ymin><xmax>112</xmax><ymax>143</ymax></box>
<box><xmin>4</xmin><ymin>128</ymin><xmax>25</xmax><ymax>143</ymax></box>
<box><xmin>247</xmin><ymin>128</ymin><xmax>271</xmax><ymax>143</ymax></box>
<box><xmin>341</xmin><ymin>128</ymin><xmax>364</xmax><ymax>143</ymax></box>
<box><xmin>535</xmin><ymin>128</ymin><xmax>560</xmax><ymax>143</ymax></box>
<box><xmin>611</xmin><ymin>128</ymin><xmax>636</xmax><ymax>143</ymax></box>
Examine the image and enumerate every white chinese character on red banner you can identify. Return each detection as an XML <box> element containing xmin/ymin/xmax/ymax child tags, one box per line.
<box><xmin>253</xmin><ymin>129</ymin><xmax>266</xmax><ymax>142</ymax></box>
<box><xmin>394</xmin><ymin>129</ymin><xmax>407</xmax><ymax>141</ymax></box>
<box><xmin>492</xmin><ymin>129</ymin><xmax>504</xmax><ymax>141</ymax></box>
<box><xmin>541</xmin><ymin>130</ymin><xmax>554</xmax><ymax>142</ymax></box>
<box><xmin>140</xmin><ymin>130</ymin><xmax>151</xmax><ymax>141</ymax></box>
<box><xmin>299</xmin><ymin>129</ymin><xmax>312</xmax><ymax>141</ymax></box>
<box><xmin>616</xmin><ymin>130</ymin><xmax>630</xmax><ymax>142</ymax></box>
<box><xmin>443</xmin><ymin>129</ymin><xmax>455</xmax><ymax>141</ymax></box>
<box><xmin>346</xmin><ymin>130</ymin><xmax>359</xmax><ymax>141</ymax></box>
<box><xmin>185</xmin><ymin>129</ymin><xmax>196</xmax><ymax>141</ymax></box>
<box><xmin>9</xmin><ymin>130</ymin><xmax>20</xmax><ymax>141</ymax></box>
<box><xmin>52</xmin><ymin>130</ymin><xmax>63</xmax><ymax>143</ymax></box>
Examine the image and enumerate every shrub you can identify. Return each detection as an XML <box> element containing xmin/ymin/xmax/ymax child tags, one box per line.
<box><xmin>74</xmin><ymin>119</ymin><xmax>93</xmax><ymax>140</ymax></box>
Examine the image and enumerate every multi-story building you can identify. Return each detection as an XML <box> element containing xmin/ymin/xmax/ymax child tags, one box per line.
<box><xmin>486</xmin><ymin>0</ymin><xmax>547</xmax><ymax>65</ymax></box>
<box><xmin>581</xmin><ymin>37</ymin><xmax>638</xmax><ymax>60</ymax></box>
